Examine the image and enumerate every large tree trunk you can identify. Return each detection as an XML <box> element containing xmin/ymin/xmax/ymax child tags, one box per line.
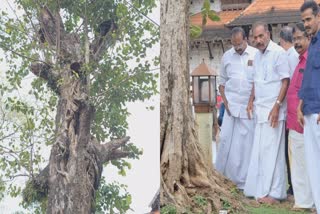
<box><xmin>31</xmin><ymin>68</ymin><xmax>132</xmax><ymax>213</ymax></box>
<box><xmin>46</xmin><ymin>78</ymin><xmax>98</xmax><ymax>213</ymax></box>
<box><xmin>160</xmin><ymin>0</ymin><xmax>244</xmax><ymax>213</ymax></box>
<box><xmin>29</xmin><ymin>6</ymin><xmax>134</xmax><ymax>213</ymax></box>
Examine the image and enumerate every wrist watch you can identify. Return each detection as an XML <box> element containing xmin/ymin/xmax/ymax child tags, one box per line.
<box><xmin>276</xmin><ymin>100</ymin><xmax>282</xmax><ymax>106</ymax></box>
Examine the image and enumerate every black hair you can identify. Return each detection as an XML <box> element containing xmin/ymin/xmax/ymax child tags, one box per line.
<box><xmin>300</xmin><ymin>0</ymin><xmax>319</xmax><ymax>16</ymax></box>
<box><xmin>293</xmin><ymin>22</ymin><xmax>308</xmax><ymax>37</ymax></box>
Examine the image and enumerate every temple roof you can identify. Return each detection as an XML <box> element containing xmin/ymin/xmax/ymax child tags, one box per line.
<box><xmin>228</xmin><ymin>0</ymin><xmax>320</xmax><ymax>26</ymax></box>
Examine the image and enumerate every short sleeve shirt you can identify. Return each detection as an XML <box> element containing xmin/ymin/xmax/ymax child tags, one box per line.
<box><xmin>253</xmin><ymin>40</ymin><xmax>290</xmax><ymax>123</ymax></box>
<box><xmin>219</xmin><ymin>45</ymin><xmax>258</xmax><ymax>119</ymax></box>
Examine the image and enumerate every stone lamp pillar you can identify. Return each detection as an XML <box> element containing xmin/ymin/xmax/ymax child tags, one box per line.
<box><xmin>191</xmin><ymin>60</ymin><xmax>217</xmax><ymax>168</ymax></box>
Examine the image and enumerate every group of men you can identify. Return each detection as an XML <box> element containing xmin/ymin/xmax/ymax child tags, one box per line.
<box><xmin>215</xmin><ymin>1</ymin><xmax>320</xmax><ymax>213</ymax></box>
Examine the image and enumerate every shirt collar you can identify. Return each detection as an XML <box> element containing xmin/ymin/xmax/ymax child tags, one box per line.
<box><xmin>232</xmin><ymin>45</ymin><xmax>249</xmax><ymax>56</ymax></box>
<box><xmin>299</xmin><ymin>50</ymin><xmax>308</xmax><ymax>60</ymax></box>
<box><xmin>287</xmin><ymin>46</ymin><xmax>295</xmax><ymax>55</ymax></box>
<box><xmin>311</xmin><ymin>31</ymin><xmax>320</xmax><ymax>44</ymax></box>
<box><xmin>261</xmin><ymin>40</ymin><xmax>273</xmax><ymax>54</ymax></box>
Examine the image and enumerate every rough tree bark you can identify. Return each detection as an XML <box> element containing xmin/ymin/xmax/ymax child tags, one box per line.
<box><xmin>160</xmin><ymin>1</ymin><xmax>244</xmax><ymax>213</ymax></box>
<box><xmin>29</xmin><ymin>6</ymin><xmax>134</xmax><ymax>213</ymax></box>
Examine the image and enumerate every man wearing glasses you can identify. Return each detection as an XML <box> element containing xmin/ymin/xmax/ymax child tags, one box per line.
<box><xmin>287</xmin><ymin>22</ymin><xmax>313</xmax><ymax>211</ymax></box>
<box><xmin>216</xmin><ymin>27</ymin><xmax>257</xmax><ymax>190</ymax></box>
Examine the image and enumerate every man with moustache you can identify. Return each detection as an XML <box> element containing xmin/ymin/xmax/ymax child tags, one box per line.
<box><xmin>244</xmin><ymin>21</ymin><xmax>290</xmax><ymax>204</ymax></box>
<box><xmin>287</xmin><ymin>22</ymin><xmax>313</xmax><ymax>210</ymax></box>
<box><xmin>298</xmin><ymin>1</ymin><xmax>320</xmax><ymax>213</ymax></box>
<box><xmin>216</xmin><ymin>27</ymin><xmax>257</xmax><ymax>190</ymax></box>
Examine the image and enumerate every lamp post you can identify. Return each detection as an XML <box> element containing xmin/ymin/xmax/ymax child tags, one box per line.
<box><xmin>191</xmin><ymin>60</ymin><xmax>217</xmax><ymax>168</ymax></box>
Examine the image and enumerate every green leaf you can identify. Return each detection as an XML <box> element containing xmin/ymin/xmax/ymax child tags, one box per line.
<box><xmin>26</xmin><ymin>118</ymin><xmax>35</xmax><ymax>130</ymax></box>
<box><xmin>203</xmin><ymin>0</ymin><xmax>210</xmax><ymax>12</ymax></box>
<box><xmin>5</xmin><ymin>26</ymin><xmax>12</xmax><ymax>34</ymax></box>
<box><xmin>208</xmin><ymin>10</ymin><xmax>220</xmax><ymax>22</ymax></box>
<box><xmin>190</xmin><ymin>25</ymin><xmax>203</xmax><ymax>38</ymax></box>
<box><xmin>95</xmin><ymin>178</ymin><xmax>133</xmax><ymax>213</ymax></box>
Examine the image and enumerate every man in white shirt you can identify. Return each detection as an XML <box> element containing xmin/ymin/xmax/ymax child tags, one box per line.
<box><xmin>280</xmin><ymin>26</ymin><xmax>299</xmax><ymax>79</ymax></box>
<box><xmin>216</xmin><ymin>27</ymin><xmax>258</xmax><ymax>190</ymax></box>
<box><xmin>244</xmin><ymin>21</ymin><xmax>290</xmax><ymax>204</ymax></box>
<box><xmin>279</xmin><ymin>25</ymin><xmax>299</xmax><ymax>198</ymax></box>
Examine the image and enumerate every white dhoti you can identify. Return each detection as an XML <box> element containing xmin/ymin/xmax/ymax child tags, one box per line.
<box><xmin>216</xmin><ymin>113</ymin><xmax>255</xmax><ymax>189</ymax></box>
<box><xmin>289</xmin><ymin>130</ymin><xmax>314</xmax><ymax>208</ymax></box>
<box><xmin>244</xmin><ymin>121</ymin><xmax>287</xmax><ymax>200</ymax></box>
<box><xmin>304</xmin><ymin>114</ymin><xmax>320</xmax><ymax>213</ymax></box>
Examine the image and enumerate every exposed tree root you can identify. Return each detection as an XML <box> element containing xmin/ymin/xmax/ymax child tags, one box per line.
<box><xmin>161</xmin><ymin>129</ymin><xmax>245</xmax><ymax>213</ymax></box>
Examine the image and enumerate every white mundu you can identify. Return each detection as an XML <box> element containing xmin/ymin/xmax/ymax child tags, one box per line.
<box><xmin>216</xmin><ymin>45</ymin><xmax>257</xmax><ymax>189</ymax></box>
<box><xmin>244</xmin><ymin>40</ymin><xmax>290</xmax><ymax>200</ymax></box>
<box><xmin>304</xmin><ymin>114</ymin><xmax>320</xmax><ymax>214</ymax></box>
<box><xmin>288</xmin><ymin>130</ymin><xmax>314</xmax><ymax>208</ymax></box>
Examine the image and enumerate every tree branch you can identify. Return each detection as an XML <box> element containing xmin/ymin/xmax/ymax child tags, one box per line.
<box><xmin>56</xmin><ymin>0</ymin><xmax>61</xmax><ymax>62</ymax></box>
<box><xmin>30</xmin><ymin>62</ymin><xmax>60</xmax><ymax>94</ymax></box>
<box><xmin>0</xmin><ymin>132</ymin><xmax>16</xmax><ymax>142</ymax></box>
<box><xmin>92</xmin><ymin>136</ymin><xmax>135</xmax><ymax>163</ymax></box>
<box><xmin>21</xmin><ymin>135</ymin><xmax>133</xmax><ymax>205</ymax></box>
<box><xmin>0</xmin><ymin>44</ymin><xmax>51</xmax><ymax>65</ymax></box>
<box><xmin>39</xmin><ymin>6</ymin><xmax>65</xmax><ymax>48</ymax></box>
<box><xmin>3</xmin><ymin>174</ymin><xmax>29</xmax><ymax>182</ymax></box>
<box><xmin>107</xmin><ymin>150</ymin><xmax>133</xmax><ymax>161</ymax></box>
<box><xmin>90</xmin><ymin>20</ymin><xmax>117</xmax><ymax>62</ymax></box>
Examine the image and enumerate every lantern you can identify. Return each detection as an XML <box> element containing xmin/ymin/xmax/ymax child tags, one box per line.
<box><xmin>191</xmin><ymin>60</ymin><xmax>217</xmax><ymax>113</ymax></box>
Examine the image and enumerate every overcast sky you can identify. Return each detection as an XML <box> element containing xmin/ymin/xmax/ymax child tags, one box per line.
<box><xmin>0</xmin><ymin>0</ymin><xmax>160</xmax><ymax>213</ymax></box>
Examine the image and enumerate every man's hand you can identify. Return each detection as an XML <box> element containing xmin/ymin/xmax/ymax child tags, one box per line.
<box><xmin>317</xmin><ymin>113</ymin><xmax>320</xmax><ymax>125</ymax></box>
<box><xmin>219</xmin><ymin>85</ymin><xmax>231</xmax><ymax>116</ymax></box>
<box><xmin>297</xmin><ymin>108</ymin><xmax>305</xmax><ymax>127</ymax></box>
<box><xmin>247</xmin><ymin>100</ymin><xmax>254</xmax><ymax>119</ymax></box>
<box><xmin>224</xmin><ymin>100</ymin><xmax>231</xmax><ymax>116</ymax></box>
<box><xmin>268</xmin><ymin>105</ymin><xmax>280</xmax><ymax>128</ymax></box>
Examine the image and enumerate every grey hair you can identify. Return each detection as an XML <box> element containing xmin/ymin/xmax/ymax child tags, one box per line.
<box><xmin>252</xmin><ymin>21</ymin><xmax>269</xmax><ymax>32</ymax></box>
<box><xmin>280</xmin><ymin>26</ymin><xmax>293</xmax><ymax>43</ymax></box>
<box><xmin>231</xmin><ymin>27</ymin><xmax>246</xmax><ymax>39</ymax></box>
